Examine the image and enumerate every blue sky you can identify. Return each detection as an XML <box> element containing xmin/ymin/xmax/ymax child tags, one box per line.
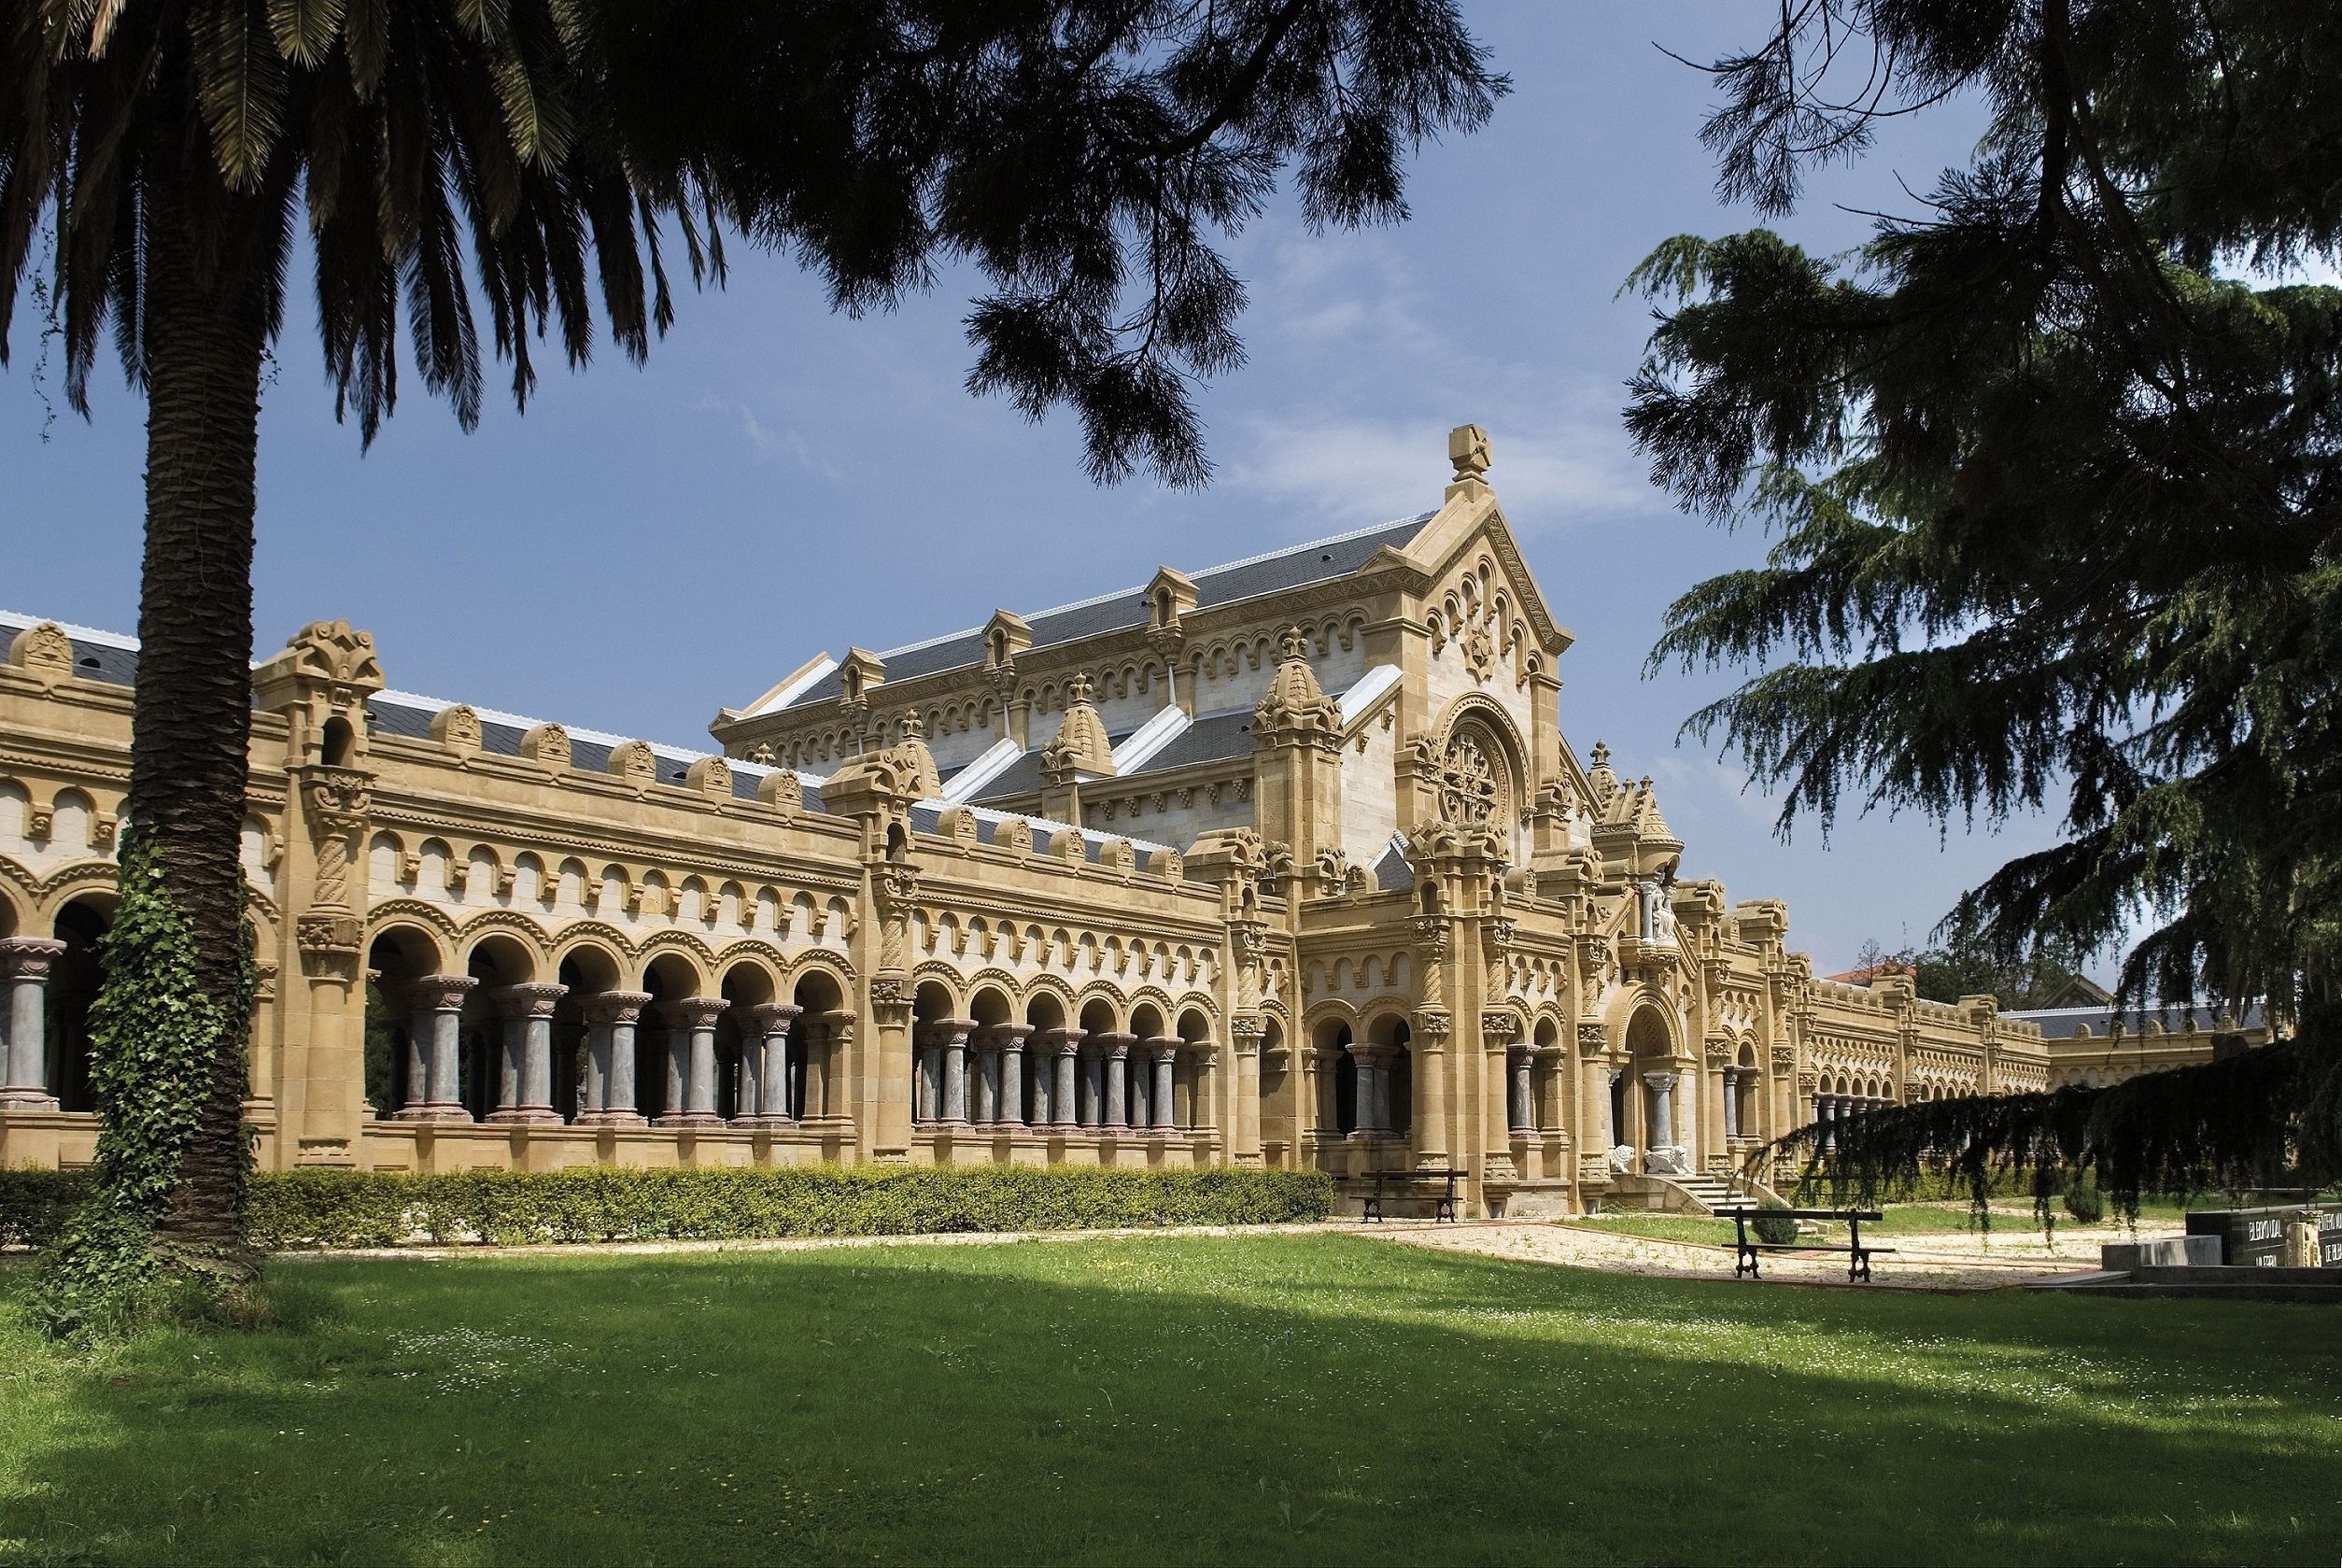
<box><xmin>5</xmin><ymin>2</ymin><xmax>2078</xmax><ymax>976</ymax></box>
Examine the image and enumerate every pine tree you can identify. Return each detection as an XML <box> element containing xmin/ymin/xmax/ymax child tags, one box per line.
<box><xmin>1625</xmin><ymin>0</ymin><xmax>2342</xmax><ymax>1208</ymax></box>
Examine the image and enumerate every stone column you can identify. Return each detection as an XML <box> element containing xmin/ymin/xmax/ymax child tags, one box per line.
<box><xmin>1643</xmin><ymin>1070</ymin><xmax>1677</xmax><ymax>1151</ymax></box>
<box><xmin>1348</xmin><ymin>1045</ymin><xmax>1390</xmax><ymax>1138</ymax></box>
<box><xmin>1722</xmin><ymin>1068</ymin><xmax>1741</xmax><ymax>1140</ymax></box>
<box><xmin>1051</xmin><ymin>1030</ymin><xmax>1083</xmax><ymax>1132</ymax></box>
<box><xmin>912</xmin><ymin>1024</ymin><xmax>941</xmax><ymax>1123</ymax></box>
<box><xmin>1818</xmin><ymin>1095</ymin><xmax>1837</xmax><ymax>1153</ymax></box>
<box><xmin>740</xmin><ymin>1003</ymin><xmax>801</xmax><ymax>1125</ymax></box>
<box><xmin>1095</xmin><ymin>1033</ymin><xmax>1136</xmax><ymax>1130</ymax></box>
<box><xmin>994</xmin><ymin>1024</ymin><xmax>1031</xmax><ymax>1128</ymax></box>
<box><xmin>1126</xmin><ymin>1042</ymin><xmax>1150</xmax><ymax>1130</ymax></box>
<box><xmin>1508</xmin><ymin>1049</ymin><xmax>1535</xmax><ymax>1135</ymax></box>
<box><xmin>655</xmin><ymin>997</ymin><xmax>727</xmax><ymax>1126</ymax></box>
<box><xmin>0</xmin><ymin>938</ymin><xmax>68</xmax><ymax>1109</ymax></box>
<box><xmin>1230</xmin><ymin>1020</ymin><xmax>1263</xmax><ymax>1165</ymax></box>
<box><xmin>971</xmin><ymin>1028</ymin><xmax>1001</xmax><ymax>1127</ymax></box>
<box><xmin>935</xmin><ymin>1020</ymin><xmax>974</xmax><ymax>1126</ymax></box>
<box><xmin>815</xmin><ymin>1010</ymin><xmax>855</xmax><ymax>1122</ymax></box>
<box><xmin>389</xmin><ymin>976</ymin><xmax>466</xmax><ymax>1123</ymax></box>
<box><xmin>579</xmin><ymin>991</ymin><xmax>650</xmax><ymax>1126</ymax></box>
<box><xmin>487</xmin><ymin>982</ymin><xmax>566</xmax><ymax>1123</ymax></box>
<box><xmin>1146</xmin><ymin>1038</ymin><xmax>1178</xmax><ymax>1132</ymax></box>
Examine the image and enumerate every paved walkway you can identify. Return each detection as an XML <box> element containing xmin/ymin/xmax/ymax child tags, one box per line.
<box><xmin>1378</xmin><ymin>1219</ymin><xmax>2143</xmax><ymax>1292</ymax></box>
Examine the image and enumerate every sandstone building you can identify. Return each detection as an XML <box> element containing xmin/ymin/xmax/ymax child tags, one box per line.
<box><xmin>0</xmin><ymin>429</ymin><xmax>2050</xmax><ymax>1214</ymax></box>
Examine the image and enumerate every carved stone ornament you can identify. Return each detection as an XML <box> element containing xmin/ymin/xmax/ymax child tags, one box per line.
<box><xmin>607</xmin><ymin>740</ymin><xmax>659</xmax><ymax>784</ymax></box>
<box><xmin>1796</xmin><ymin>1071</ymin><xmax>1819</xmax><ymax>1093</ymax></box>
<box><xmin>1704</xmin><ymin>1035</ymin><xmax>1732</xmax><ymax>1066</ymax></box>
<box><xmin>295</xmin><ymin>911</ymin><xmax>362</xmax><ymax>956</ymax></box>
<box><xmin>518</xmin><ymin>722</ymin><xmax>570</xmax><ymax>767</ymax></box>
<box><xmin>1771</xmin><ymin>1044</ymin><xmax>1798</xmax><ymax>1073</ymax></box>
<box><xmin>1414</xmin><ymin>1010</ymin><xmax>1453</xmax><ymax>1043</ymax></box>
<box><xmin>280</xmin><ymin>620</ymin><xmax>386</xmax><ymax>689</ymax></box>
<box><xmin>1432</xmin><ymin>733</ymin><xmax>1503</xmax><ymax>825</ymax></box>
<box><xmin>1479</xmin><ymin>1010</ymin><xmax>1520</xmax><ymax>1042</ymax></box>
<box><xmin>1576</xmin><ymin>1023</ymin><xmax>1609</xmax><ymax>1055</ymax></box>
<box><xmin>430</xmin><ymin>704</ymin><xmax>482</xmax><ymax>752</ymax></box>
<box><xmin>8</xmin><ymin>620</ymin><xmax>73</xmax><ymax>673</ymax></box>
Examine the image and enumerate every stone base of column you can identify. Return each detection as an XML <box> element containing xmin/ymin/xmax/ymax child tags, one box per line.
<box><xmin>485</xmin><ymin>1107</ymin><xmax>565</xmax><ymax>1125</ymax></box>
<box><xmin>652</xmin><ymin>1111</ymin><xmax>727</xmax><ymax>1128</ymax></box>
<box><xmin>731</xmin><ymin>1114</ymin><xmax>797</xmax><ymax>1129</ymax></box>
<box><xmin>1415</xmin><ymin>1149</ymin><xmax>1452</xmax><ymax>1171</ymax></box>
<box><xmin>390</xmin><ymin>1102</ymin><xmax>473</xmax><ymax>1123</ymax></box>
<box><xmin>0</xmin><ymin>1091</ymin><xmax>62</xmax><ymax>1111</ymax></box>
<box><xmin>574</xmin><ymin>1109</ymin><xmax>648</xmax><ymax>1128</ymax></box>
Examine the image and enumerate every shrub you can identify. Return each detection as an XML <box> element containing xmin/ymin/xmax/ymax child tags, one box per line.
<box><xmin>2063</xmin><ymin>1180</ymin><xmax>2106</xmax><ymax>1225</ymax></box>
<box><xmin>6</xmin><ymin>1165</ymin><xmax>1333</xmax><ymax>1252</ymax></box>
<box><xmin>1751</xmin><ymin>1198</ymin><xmax>1799</xmax><ymax>1246</ymax></box>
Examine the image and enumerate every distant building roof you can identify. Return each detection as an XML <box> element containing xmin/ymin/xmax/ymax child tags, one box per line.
<box><xmin>2004</xmin><ymin>1001</ymin><xmax>2267</xmax><ymax>1040</ymax></box>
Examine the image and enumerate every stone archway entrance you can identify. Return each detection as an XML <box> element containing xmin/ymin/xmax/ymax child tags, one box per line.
<box><xmin>1624</xmin><ymin>1006</ymin><xmax>1688</xmax><ymax>1176</ymax></box>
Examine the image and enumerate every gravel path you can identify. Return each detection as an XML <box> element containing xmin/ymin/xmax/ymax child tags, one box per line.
<box><xmin>1375</xmin><ymin>1219</ymin><xmax>2154</xmax><ymax>1291</ymax></box>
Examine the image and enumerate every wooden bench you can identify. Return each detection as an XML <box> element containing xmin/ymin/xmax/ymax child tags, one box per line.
<box><xmin>1352</xmin><ymin>1166</ymin><xmax>1467</xmax><ymax>1223</ymax></box>
<box><xmin>1718</xmin><ymin>1207</ymin><xmax>1897</xmax><ymax>1282</ymax></box>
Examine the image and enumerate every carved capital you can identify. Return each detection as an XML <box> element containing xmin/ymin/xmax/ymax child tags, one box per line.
<box><xmin>0</xmin><ymin>937</ymin><xmax>68</xmax><ymax>982</ymax></box>
<box><xmin>662</xmin><ymin>995</ymin><xmax>730</xmax><ymax>1029</ymax></box>
<box><xmin>1575</xmin><ymin>1023</ymin><xmax>1609</xmax><ymax>1056</ymax></box>
<box><xmin>405</xmin><ymin>973</ymin><xmax>480</xmax><ymax>1012</ymax></box>
<box><xmin>582</xmin><ymin>989</ymin><xmax>651</xmax><ymax>1027</ymax></box>
<box><xmin>1479</xmin><ymin>1009</ymin><xmax>1520</xmax><ymax>1043</ymax></box>
<box><xmin>492</xmin><ymin>982</ymin><xmax>568</xmax><ymax>1019</ymax></box>
<box><xmin>744</xmin><ymin>1001</ymin><xmax>803</xmax><ymax>1037</ymax></box>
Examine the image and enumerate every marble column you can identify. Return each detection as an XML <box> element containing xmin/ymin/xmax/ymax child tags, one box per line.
<box><xmin>487</xmin><ymin>982</ymin><xmax>566</xmax><ymax>1123</ymax></box>
<box><xmin>1146</xmin><ymin>1038</ymin><xmax>1178</xmax><ymax>1132</ymax></box>
<box><xmin>1722</xmin><ymin>1067</ymin><xmax>1741</xmax><ymax>1140</ymax></box>
<box><xmin>578</xmin><ymin>990</ymin><xmax>650</xmax><ymax>1125</ymax></box>
<box><xmin>912</xmin><ymin>1024</ymin><xmax>941</xmax><ymax>1123</ymax></box>
<box><xmin>995</xmin><ymin>1024</ymin><xmax>1031</xmax><ymax>1128</ymax></box>
<box><xmin>0</xmin><ymin>938</ymin><xmax>68</xmax><ymax>1109</ymax></box>
<box><xmin>1348</xmin><ymin>1046</ymin><xmax>1390</xmax><ymax>1138</ymax></box>
<box><xmin>655</xmin><ymin>997</ymin><xmax>727</xmax><ymax>1126</ymax></box>
<box><xmin>395</xmin><ymin>974</ymin><xmax>477</xmax><ymax>1122</ymax></box>
<box><xmin>739</xmin><ymin>1002</ymin><xmax>801</xmax><ymax>1125</ymax></box>
<box><xmin>1052</xmin><ymin>1030</ymin><xmax>1083</xmax><ymax>1132</ymax></box>
<box><xmin>1095</xmin><ymin>1033</ymin><xmax>1136</xmax><ymax>1130</ymax></box>
<box><xmin>1508</xmin><ymin>1049</ymin><xmax>1535</xmax><ymax>1135</ymax></box>
<box><xmin>936</xmin><ymin>1019</ymin><xmax>974</xmax><ymax>1126</ymax></box>
<box><xmin>1643</xmin><ymin>1070</ymin><xmax>1677</xmax><ymax>1151</ymax></box>
<box><xmin>971</xmin><ymin>1027</ymin><xmax>1001</xmax><ymax>1127</ymax></box>
<box><xmin>1126</xmin><ymin>1043</ymin><xmax>1150</xmax><ymax>1130</ymax></box>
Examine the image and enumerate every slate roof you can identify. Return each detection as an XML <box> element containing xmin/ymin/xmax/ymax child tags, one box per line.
<box><xmin>767</xmin><ymin>512</ymin><xmax>1435</xmax><ymax>713</ymax></box>
<box><xmin>0</xmin><ymin>612</ymin><xmax>140</xmax><ymax>688</ymax></box>
<box><xmin>4</xmin><ymin>610</ymin><xmax>1163</xmax><ymax>858</ymax></box>
<box><xmin>2005</xmin><ymin>1001</ymin><xmax>2267</xmax><ymax>1040</ymax></box>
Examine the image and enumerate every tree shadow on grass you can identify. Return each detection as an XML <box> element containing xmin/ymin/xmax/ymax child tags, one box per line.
<box><xmin>0</xmin><ymin>1234</ymin><xmax>2334</xmax><ymax>1567</ymax></box>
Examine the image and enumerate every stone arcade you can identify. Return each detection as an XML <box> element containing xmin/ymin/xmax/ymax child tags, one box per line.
<box><xmin>0</xmin><ymin>429</ymin><xmax>2051</xmax><ymax>1215</ymax></box>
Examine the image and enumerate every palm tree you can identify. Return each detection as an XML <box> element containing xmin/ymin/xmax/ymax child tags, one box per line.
<box><xmin>1</xmin><ymin>0</ymin><xmax>1502</xmax><ymax>1296</ymax></box>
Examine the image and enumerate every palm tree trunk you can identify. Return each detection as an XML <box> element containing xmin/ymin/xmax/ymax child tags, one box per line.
<box><xmin>130</xmin><ymin>171</ymin><xmax>267</xmax><ymax>1258</ymax></box>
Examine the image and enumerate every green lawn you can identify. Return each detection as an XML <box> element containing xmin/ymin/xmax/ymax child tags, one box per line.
<box><xmin>0</xmin><ymin>1234</ymin><xmax>2332</xmax><ymax>1566</ymax></box>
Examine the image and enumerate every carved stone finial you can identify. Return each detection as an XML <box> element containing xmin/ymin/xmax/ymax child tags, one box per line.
<box><xmin>1279</xmin><ymin>625</ymin><xmax>1309</xmax><ymax>662</ymax></box>
<box><xmin>896</xmin><ymin>708</ymin><xmax>924</xmax><ymax>742</ymax></box>
<box><xmin>1448</xmin><ymin>423</ymin><xmax>1491</xmax><ymax>481</ymax></box>
<box><xmin>8</xmin><ymin>621</ymin><xmax>74</xmax><ymax>674</ymax></box>
<box><xmin>1067</xmin><ymin>672</ymin><xmax>1094</xmax><ymax>705</ymax></box>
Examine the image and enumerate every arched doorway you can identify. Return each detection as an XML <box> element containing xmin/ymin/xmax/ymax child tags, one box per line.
<box><xmin>1624</xmin><ymin>1005</ymin><xmax>1687</xmax><ymax>1175</ymax></box>
<box><xmin>48</xmin><ymin>897</ymin><xmax>112</xmax><ymax>1113</ymax></box>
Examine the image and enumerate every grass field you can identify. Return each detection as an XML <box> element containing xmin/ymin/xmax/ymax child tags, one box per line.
<box><xmin>1</xmin><ymin>1233</ymin><xmax>2333</xmax><ymax>1566</ymax></box>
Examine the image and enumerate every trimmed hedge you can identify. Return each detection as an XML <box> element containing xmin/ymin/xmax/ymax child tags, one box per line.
<box><xmin>2</xmin><ymin>1165</ymin><xmax>1333</xmax><ymax>1251</ymax></box>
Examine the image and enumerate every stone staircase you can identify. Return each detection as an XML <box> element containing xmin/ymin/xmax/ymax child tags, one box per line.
<box><xmin>1665</xmin><ymin>1172</ymin><xmax>1742</xmax><ymax>1214</ymax></box>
